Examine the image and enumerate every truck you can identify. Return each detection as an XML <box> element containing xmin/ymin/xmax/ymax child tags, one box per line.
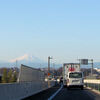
<box><xmin>63</xmin><ymin>63</ymin><xmax>84</xmax><ymax>90</ymax></box>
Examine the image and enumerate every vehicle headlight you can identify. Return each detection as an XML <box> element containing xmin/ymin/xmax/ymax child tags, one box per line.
<box><xmin>57</xmin><ymin>79</ymin><xmax>60</xmax><ymax>82</ymax></box>
<box><xmin>45</xmin><ymin>78</ymin><xmax>48</xmax><ymax>81</ymax></box>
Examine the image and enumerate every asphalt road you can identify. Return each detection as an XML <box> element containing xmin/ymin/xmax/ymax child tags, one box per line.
<box><xmin>23</xmin><ymin>85</ymin><xmax>100</xmax><ymax>100</ymax></box>
<box><xmin>53</xmin><ymin>87</ymin><xmax>100</xmax><ymax>100</ymax></box>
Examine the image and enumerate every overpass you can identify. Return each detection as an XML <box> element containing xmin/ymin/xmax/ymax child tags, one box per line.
<box><xmin>0</xmin><ymin>65</ymin><xmax>100</xmax><ymax>100</ymax></box>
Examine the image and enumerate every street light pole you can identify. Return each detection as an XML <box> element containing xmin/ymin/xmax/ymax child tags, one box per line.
<box><xmin>48</xmin><ymin>56</ymin><xmax>52</xmax><ymax>87</ymax></box>
<box><xmin>48</xmin><ymin>56</ymin><xmax>50</xmax><ymax>73</ymax></box>
<box><xmin>48</xmin><ymin>56</ymin><xmax>52</xmax><ymax>75</ymax></box>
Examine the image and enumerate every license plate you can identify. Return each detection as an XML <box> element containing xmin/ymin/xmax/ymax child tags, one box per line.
<box><xmin>72</xmin><ymin>80</ymin><xmax>79</xmax><ymax>82</ymax></box>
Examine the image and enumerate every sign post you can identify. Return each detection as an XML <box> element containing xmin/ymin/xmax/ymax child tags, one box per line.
<box><xmin>80</xmin><ymin>59</ymin><xmax>88</xmax><ymax>65</ymax></box>
<box><xmin>78</xmin><ymin>59</ymin><xmax>94</xmax><ymax>78</ymax></box>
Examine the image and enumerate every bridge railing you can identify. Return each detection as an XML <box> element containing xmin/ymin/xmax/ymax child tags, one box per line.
<box><xmin>84</xmin><ymin>79</ymin><xmax>100</xmax><ymax>92</ymax></box>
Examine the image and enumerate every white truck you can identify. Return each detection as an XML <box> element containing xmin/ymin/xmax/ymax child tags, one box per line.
<box><xmin>63</xmin><ymin>63</ymin><xmax>84</xmax><ymax>90</ymax></box>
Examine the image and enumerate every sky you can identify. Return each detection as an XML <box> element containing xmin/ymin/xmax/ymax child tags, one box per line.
<box><xmin>0</xmin><ymin>0</ymin><xmax>100</xmax><ymax>64</ymax></box>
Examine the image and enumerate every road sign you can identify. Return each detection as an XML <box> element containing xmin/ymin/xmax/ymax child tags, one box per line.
<box><xmin>48</xmin><ymin>73</ymin><xmax>51</xmax><ymax>76</ymax></box>
<box><xmin>81</xmin><ymin>59</ymin><xmax>88</xmax><ymax>65</ymax></box>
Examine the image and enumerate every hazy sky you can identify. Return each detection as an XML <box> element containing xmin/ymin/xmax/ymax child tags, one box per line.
<box><xmin>0</xmin><ymin>0</ymin><xmax>100</xmax><ymax>63</ymax></box>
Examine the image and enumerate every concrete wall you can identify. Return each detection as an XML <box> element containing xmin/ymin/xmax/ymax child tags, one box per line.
<box><xmin>18</xmin><ymin>64</ymin><xmax>45</xmax><ymax>82</ymax></box>
<box><xmin>0</xmin><ymin>65</ymin><xmax>55</xmax><ymax>100</ymax></box>
<box><xmin>0</xmin><ymin>81</ymin><xmax>55</xmax><ymax>100</ymax></box>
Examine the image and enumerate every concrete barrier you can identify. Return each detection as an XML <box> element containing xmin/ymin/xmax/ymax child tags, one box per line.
<box><xmin>84</xmin><ymin>79</ymin><xmax>100</xmax><ymax>92</ymax></box>
<box><xmin>0</xmin><ymin>81</ymin><xmax>55</xmax><ymax>100</ymax></box>
<box><xmin>17</xmin><ymin>64</ymin><xmax>45</xmax><ymax>82</ymax></box>
<box><xmin>0</xmin><ymin>65</ymin><xmax>55</xmax><ymax>100</ymax></box>
<box><xmin>84</xmin><ymin>79</ymin><xmax>100</xmax><ymax>84</ymax></box>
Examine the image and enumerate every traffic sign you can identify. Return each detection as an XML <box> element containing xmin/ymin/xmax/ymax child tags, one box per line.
<box><xmin>81</xmin><ymin>59</ymin><xmax>88</xmax><ymax>65</ymax></box>
<box><xmin>48</xmin><ymin>73</ymin><xmax>51</xmax><ymax>76</ymax></box>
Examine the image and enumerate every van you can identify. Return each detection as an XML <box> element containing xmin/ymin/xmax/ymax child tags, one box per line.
<box><xmin>67</xmin><ymin>71</ymin><xmax>84</xmax><ymax>90</ymax></box>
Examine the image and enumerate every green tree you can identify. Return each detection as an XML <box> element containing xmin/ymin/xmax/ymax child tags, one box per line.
<box><xmin>8</xmin><ymin>69</ymin><xmax>13</xmax><ymax>83</ymax></box>
<box><xmin>11</xmin><ymin>71</ymin><xmax>17</xmax><ymax>82</ymax></box>
<box><xmin>2</xmin><ymin>68</ymin><xmax>8</xmax><ymax>83</ymax></box>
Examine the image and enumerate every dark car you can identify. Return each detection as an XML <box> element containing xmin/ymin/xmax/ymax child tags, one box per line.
<box><xmin>60</xmin><ymin>77</ymin><xmax>63</xmax><ymax>84</ymax></box>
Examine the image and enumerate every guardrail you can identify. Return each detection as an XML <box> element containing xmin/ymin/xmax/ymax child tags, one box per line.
<box><xmin>84</xmin><ymin>79</ymin><xmax>100</xmax><ymax>92</ymax></box>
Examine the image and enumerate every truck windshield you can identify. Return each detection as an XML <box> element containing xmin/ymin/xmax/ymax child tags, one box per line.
<box><xmin>69</xmin><ymin>73</ymin><xmax>82</xmax><ymax>78</ymax></box>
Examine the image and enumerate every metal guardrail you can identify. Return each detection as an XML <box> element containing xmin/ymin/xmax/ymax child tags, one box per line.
<box><xmin>85</xmin><ymin>83</ymin><xmax>100</xmax><ymax>91</ymax></box>
<box><xmin>84</xmin><ymin>79</ymin><xmax>100</xmax><ymax>92</ymax></box>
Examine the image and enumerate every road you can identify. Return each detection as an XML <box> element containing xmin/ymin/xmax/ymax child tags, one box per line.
<box><xmin>53</xmin><ymin>87</ymin><xmax>100</xmax><ymax>100</ymax></box>
<box><xmin>22</xmin><ymin>85</ymin><xmax>60</xmax><ymax>100</ymax></box>
<box><xmin>23</xmin><ymin>85</ymin><xmax>100</xmax><ymax>100</ymax></box>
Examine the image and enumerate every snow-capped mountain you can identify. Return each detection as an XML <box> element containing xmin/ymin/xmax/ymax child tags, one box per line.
<box><xmin>0</xmin><ymin>54</ymin><xmax>62</xmax><ymax>68</ymax></box>
<box><xmin>9</xmin><ymin>54</ymin><xmax>45</xmax><ymax>63</ymax></box>
<box><xmin>9</xmin><ymin>54</ymin><xmax>47</xmax><ymax>68</ymax></box>
<box><xmin>0</xmin><ymin>54</ymin><xmax>46</xmax><ymax>68</ymax></box>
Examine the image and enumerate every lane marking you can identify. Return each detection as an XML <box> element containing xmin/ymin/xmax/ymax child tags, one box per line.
<box><xmin>48</xmin><ymin>84</ymin><xmax>63</xmax><ymax>100</ymax></box>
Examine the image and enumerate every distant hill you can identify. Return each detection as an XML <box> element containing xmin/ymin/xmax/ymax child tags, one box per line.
<box><xmin>0</xmin><ymin>54</ymin><xmax>100</xmax><ymax>69</ymax></box>
<box><xmin>0</xmin><ymin>54</ymin><xmax>62</xmax><ymax>68</ymax></box>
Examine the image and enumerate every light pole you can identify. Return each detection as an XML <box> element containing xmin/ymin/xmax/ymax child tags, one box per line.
<box><xmin>48</xmin><ymin>56</ymin><xmax>52</xmax><ymax>75</ymax></box>
<box><xmin>48</xmin><ymin>56</ymin><xmax>52</xmax><ymax>87</ymax></box>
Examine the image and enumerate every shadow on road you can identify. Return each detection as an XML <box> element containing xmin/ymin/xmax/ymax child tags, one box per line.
<box><xmin>22</xmin><ymin>84</ymin><xmax>60</xmax><ymax>100</ymax></box>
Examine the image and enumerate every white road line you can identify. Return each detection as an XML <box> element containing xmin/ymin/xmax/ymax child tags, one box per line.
<box><xmin>48</xmin><ymin>84</ymin><xmax>63</xmax><ymax>100</ymax></box>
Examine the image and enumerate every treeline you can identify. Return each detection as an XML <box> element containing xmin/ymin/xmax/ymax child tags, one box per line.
<box><xmin>0</xmin><ymin>68</ymin><xmax>19</xmax><ymax>83</ymax></box>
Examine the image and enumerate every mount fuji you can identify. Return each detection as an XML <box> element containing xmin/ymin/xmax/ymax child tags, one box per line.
<box><xmin>0</xmin><ymin>54</ymin><xmax>47</xmax><ymax>68</ymax></box>
<box><xmin>9</xmin><ymin>54</ymin><xmax>45</xmax><ymax>63</ymax></box>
